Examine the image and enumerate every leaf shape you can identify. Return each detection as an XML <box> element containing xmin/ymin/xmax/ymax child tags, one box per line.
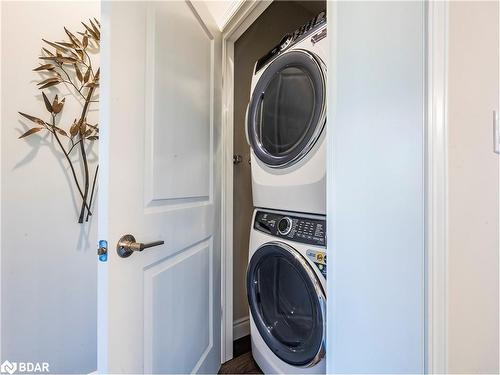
<box><xmin>66</xmin><ymin>49</ymin><xmax>81</xmax><ymax>61</ymax></box>
<box><xmin>33</xmin><ymin>64</ymin><xmax>55</xmax><ymax>71</ymax></box>
<box><xmin>39</xmin><ymin>56</ymin><xmax>77</xmax><ymax>64</ymax></box>
<box><xmin>55</xmin><ymin>41</ymin><xmax>74</xmax><ymax>48</ymax></box>
<box><xmin>70</xmin><ymin>121</ymin><xmax>79</xmax><ymax>137</ymax></box>
<box><xmin>81</xmin><ymin>22</ymin><xmax>98</xmax><ymax>41</ymax></box>
<box><xmin>76</xmin><ymin>48</ymin><xmax>84</xmax><ymax>60</ymax></box>
<box><xmin>93</xmin><ymin>18</ymin><xmax>100</xmax><ymax>28</ymax></box>
<box><xmin>42</xmin><ymin>39</ymin><xmax>69</xmax><ymax>53</ymax></box>
<box><xmin>79</xmin><ymin>121</ymin><xmax>87</xmax><ymax>134</ymax></box>
<box><xmin>37</xmin><ymin>77</ymin><xmax>60</xmax><ymax>86</ymax></box>
<box><xmin>82</xmin><ymin>35</ymin><xmax>88</xmax><ymax>48</ymax></box>
<box><xmin>74</xmin><ymin>63</ymin><xmax>83</xmax><ymax>82</ymax></box>
<box><xmin>39</xmin><ymin>81</ymin><xmax>61</xmax><ymax>89</ymax></box>
<box><xmin>41</xmin><ymin>92</ymin><xmax>53</xmax><ymax>113</ymax></box>
<box><xmin>18</xmin><ymin>112</ymin><xmax>45</xmax><ymax>126</ymax></box>
<box><xmin>84</xmin><ymin>66</ymin><xmax>91</xmax><ymax>83</ymax></box>
<box><xmin>50</xmin><ymin>40</ymin><xmax>80</xmax><ymax>60</ymax></box>
<box><xmin>18</xmin><ymin>127</ymin><xmax>43</xmax><ymax>139</ymax></box>
<box><xmin>85</xmin><ymin>82</ymin><xmax>98</xmax><ymax>88</ymax></box>
<box><xmin>84</xmin><ymin>129</ymin><xmax>93</xmax><ymax>137</ymax></box>
<box><xmin>53</xmin><ymin>126</ymin><xmax>67</xmax><ymax>136</ymax></box>
<box><xmin>42</xmin><ymin>48</ymin><xmax>54</xmax><ymax>57</ymax></box>
<box><xmin>87</xmin><ymin>123</ymin><xmax>98</xmax><ymax>131</ymax></box>
<box><xmin>89</xmin><ymin>18</ymin><xmax>100</xmax><ymax>35</ymax></box>
<box><xmin>94</xmin><ymin>68</ymin><xmax>100</xmax><ymax>80</ymax></box>
<box><xmin>52</xmin><ymin>94</ymin><xmax>59</xmax><ymax>108</ymax></box>
<box><xmin>60</xmin><ymin>56</ymin><xmax>78</xmax><ymax>63</ymax></box>
<box><xmin>64</xmin><ymin>27</ymin><xmax>82</xmax><ymax>48</ymax></box>
<box><xmin>87</xmin><ymin>135</ymin><xmax>99</xmax><ymax>141</ymax></box>
<box><xmin>53</xmin><ymin>98</ymin><xmax>65</xmax><ymax>114</ymax></box>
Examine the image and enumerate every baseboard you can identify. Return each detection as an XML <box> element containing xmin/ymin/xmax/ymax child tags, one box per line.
<box><xmin>233</xmin><ymin>316</ymin><xmax>250</xmax><ymax>340</ymax></box>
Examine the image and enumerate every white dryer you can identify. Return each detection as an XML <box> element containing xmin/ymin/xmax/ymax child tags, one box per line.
<box><xmin>246</xmin><ymin>12</ymin><xmax>327</xmax><ymax>215</ymax></box>
<box><xmin>247</xmin><ymin>208</ymin><xmax>326</xmax><ymax>374</ymax></box>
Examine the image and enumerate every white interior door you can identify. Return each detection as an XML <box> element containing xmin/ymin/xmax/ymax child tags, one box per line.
<box><xmin>98</xmin><ymin>1</ymin><xmax>222</xmax><ymax>373</ymax></box>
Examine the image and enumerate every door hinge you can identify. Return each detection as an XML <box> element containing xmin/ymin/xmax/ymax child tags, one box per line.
<box><xmin>494</xmin><ymin>110</ymin><xmax>499</xmax><ymax>154</ymax></box>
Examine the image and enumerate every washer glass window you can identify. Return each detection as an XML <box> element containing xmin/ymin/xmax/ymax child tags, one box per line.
<box><xmin>258</xmin><ymin>66</ymin><xmax>315</xmax><ymax>155</ymax></box>
<box><xmin>248</xmin><ymin>51</ymin><xmax>326</xmax><ymax>167</ymax></box>
<box><xmin>247</xmin><ymin>243</ymin><xmax>325</xmax><ymax>366</ymax></box>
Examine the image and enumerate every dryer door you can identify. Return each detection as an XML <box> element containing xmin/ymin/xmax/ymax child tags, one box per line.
<box><xmin>247</xmin><ymin>242</ymin><xmax>325</xmax><ymax>367</ymax></box>
<box><xmin>247</xmin><ymin>50</ymin><xmax>326</xmax><ymax>168</ymax></box>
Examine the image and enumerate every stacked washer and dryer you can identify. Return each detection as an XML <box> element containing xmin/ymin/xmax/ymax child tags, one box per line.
<box><xmin>245</xmin><ymin>11</ymin><xmax>328</xmax><ymax>374</ymax></box>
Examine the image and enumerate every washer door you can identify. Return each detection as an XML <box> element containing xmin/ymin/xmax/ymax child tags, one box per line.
<box><xmin>247</xmin><ymin>50</ymin><xmax>326</xmax><ymax>168</ymax></box>
<box><xmin>247</xmin><ymin>242</ymin><xmax>325</xmax><ymax>367</ymax></box>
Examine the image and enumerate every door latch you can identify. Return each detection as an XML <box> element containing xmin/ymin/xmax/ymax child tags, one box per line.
<box><xmin>233</xmin><ymin>154</ymin><xmax>242</xmax><ymax>165</ymax></box>
<box><xmin>98</xmin><ymin>240</ymin><xmax>108</xmax><ymax>262</ymax></box>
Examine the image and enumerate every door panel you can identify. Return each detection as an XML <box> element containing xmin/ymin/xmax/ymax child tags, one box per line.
<box><xmin>145</xmin><ymin>239</ymin><xmax>213</xmax><ymax>374</ymax></box>
<box><xmin>329</xmin><ymin>2</ymin><xmax>424</xmax><ymax>373</ymax></box>
<box><xmin>99</xmin><ymin>1</ymin><xmax>221</xmax><ymax>373</ymax></box>
<box><xmin>146</xmin><ymin>2</ymin><xmax>212</xmax><ymax>202</ymax></box>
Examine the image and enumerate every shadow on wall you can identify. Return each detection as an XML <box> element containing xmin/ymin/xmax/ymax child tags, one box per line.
<box><xmin>1</xmin><ymin>1</ymin><xmax>99</xmax><ymax>373</ymax></box>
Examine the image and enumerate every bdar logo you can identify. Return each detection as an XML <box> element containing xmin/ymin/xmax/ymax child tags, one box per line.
<box><xmin>0</xmin><ymin>360</ymin><xmax>17</xmax><ymax>375</ymax></box>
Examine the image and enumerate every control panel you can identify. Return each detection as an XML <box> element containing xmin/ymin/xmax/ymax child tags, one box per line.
<box><xmin>255</xmin><ymin>10</ymin><xmax>326</xmax><ymax>73</ymax></box>
<box><xmin>254</xmin><ymin>210</ymin><xmax>326</xmax><ymax>247</ymax></box>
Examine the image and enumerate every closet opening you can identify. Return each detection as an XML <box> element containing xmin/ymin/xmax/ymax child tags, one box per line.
<box><xmin>222</xmin><ymin>1</ymin><xmax>327</xmax><ymax>374</ymax></box>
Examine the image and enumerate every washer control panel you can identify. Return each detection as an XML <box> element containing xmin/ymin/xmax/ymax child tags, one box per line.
<box><xmin>254</xmin><ymin>210</ymin><xmax>326</xmax><ymax>247</ymax></box>
<box><xmin>254</xmin><ymin>10</ymin><xmax>326</xmax><ymax>73</ymax></box>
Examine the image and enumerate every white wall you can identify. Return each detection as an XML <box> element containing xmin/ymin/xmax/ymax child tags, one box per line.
<box><xmin>328</xmin><ymin>2</ymin><xmax>425</xmax><ymax>372</ymax></box>
<box><xmin>1</xmin><ymin>2</ymin><xmax>98</xmax><ymax>373</ymax></box>
<box><xmin>447</xmin><ymin>2</ymin><xmax>499</xmax><ymax>373</ymax></box>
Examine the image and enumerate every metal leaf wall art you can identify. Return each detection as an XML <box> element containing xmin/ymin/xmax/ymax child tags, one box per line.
<box><xmin>18</xmin><ymin>19</ymin><xmax>100</xmax><ymax>223</ymax></box>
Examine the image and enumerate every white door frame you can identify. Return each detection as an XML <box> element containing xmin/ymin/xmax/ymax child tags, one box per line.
<box><xmin>219</xmin><ymin>0</ymin><xmax>451</xmax><ymax>369</ymax></box>
<box><xmin>220</xmin><ymin>0</ymin><xmax>273</xmax><ymax>362</ymax></box>
<box><xmin>426</xmin><ymin>2</ymin><xmax>449</xmax><ymax>373</ymax></box>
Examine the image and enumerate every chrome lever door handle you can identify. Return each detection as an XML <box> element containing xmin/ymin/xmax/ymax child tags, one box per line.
<box><xmin>116</xmin><ymin>234</ymin><xmax>164</xmax><ymax>258</ymax></box>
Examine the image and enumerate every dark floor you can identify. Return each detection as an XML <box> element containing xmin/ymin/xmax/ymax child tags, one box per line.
<box><xmin>219</xmin><ymin>336</ymin><xmax>262</xmax><ymax>374</ymax></box>
<box><xmin>233</xmin><ymin>335</ymin><xmax>252</xmax><ymax>357</ymax></box>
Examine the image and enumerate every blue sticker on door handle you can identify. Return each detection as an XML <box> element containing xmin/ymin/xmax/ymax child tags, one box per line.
<box><xmin>98</xmin><ymin>240</ymin><xmax>108</xmax><ymax>262</ymax></box>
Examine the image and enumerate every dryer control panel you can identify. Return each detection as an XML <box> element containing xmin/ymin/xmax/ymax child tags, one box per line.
<box><xmin>254</xmin><ymin>10</ymin><xmax>326</xmax><ymax>73</ymax></box>
<box><xmin>254</xmin><ymin>210</ymin><xmax>326</xmax><ymax>247</ymax></box>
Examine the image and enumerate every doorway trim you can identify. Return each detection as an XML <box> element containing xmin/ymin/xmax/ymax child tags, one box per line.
<box><xmin>220</xmin><ymin>0</ymin><xmax>273</xmax><ymax>362</ymax></box>
<box><xmin>219</xmin><ymin>0</ymin><xmax>450</xmax><ymax>368</ymax></box>
<box><xmin>426</xmin><ymin>1</ymin><xmax>449</xmax><ymax>373</ymax></box>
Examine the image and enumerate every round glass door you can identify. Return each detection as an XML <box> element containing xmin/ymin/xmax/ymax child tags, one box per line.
<box><xmin>247</xmin><ymin>243</ymin><xmax>325</xmax><ymax>366</ymax></box>
<box><xmin>247</xmin><ymin>50</ymin><xmax>326</xmax><ymax>167</ymax></box>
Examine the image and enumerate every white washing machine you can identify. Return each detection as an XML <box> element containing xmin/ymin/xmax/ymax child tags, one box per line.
<box><xmin>246</xmin><ymin>12</ymin><xmax>327</xmax><ymax>215</ymax></box>
<box><xmin>247</xmin><ymin>208</ymin><xmax>326</xmax><ymax>374</ymax></box>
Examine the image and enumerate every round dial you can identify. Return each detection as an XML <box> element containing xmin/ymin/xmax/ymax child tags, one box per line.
<box><xmin>278</xmin><ymin>217</ymin><xmax>293</xmax><ymax>235</ymax></box>
<box><xmin>279</xmin><ymin>34</ymin><xmax>293</xmax><ymax>51</ymax></box>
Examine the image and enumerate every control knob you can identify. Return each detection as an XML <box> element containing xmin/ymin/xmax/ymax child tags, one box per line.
<box><xmin>278</xmin><ymin>217</ymin><xmax>293</xmax><ymax>236</ymax></box>
<box><xmin>279</xmin><ymin>34</ymin><xmax>293</xmax><ymax>51</ymax></box>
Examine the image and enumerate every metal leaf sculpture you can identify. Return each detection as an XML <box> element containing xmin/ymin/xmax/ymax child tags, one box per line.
<box><xmin>18</xmin><ymin>19</ymin><xmax>100</xmax><ymax>223</ymax></box>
